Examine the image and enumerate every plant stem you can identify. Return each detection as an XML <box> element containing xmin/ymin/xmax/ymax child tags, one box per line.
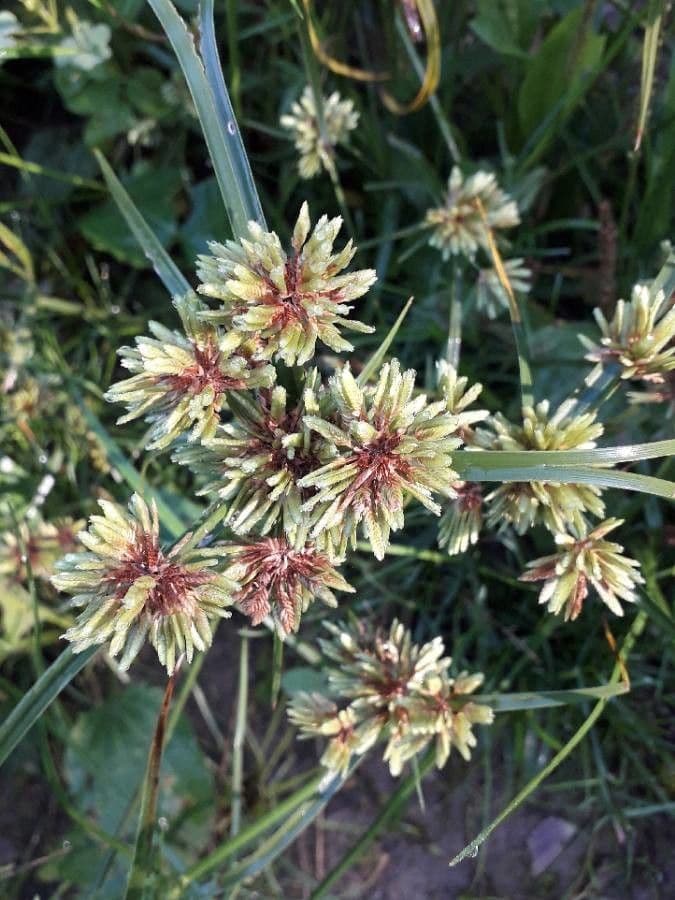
<box><xmin>231</xmin><ymin>634</ymin><xmax>249</xmax><ymax>838</ymax></box>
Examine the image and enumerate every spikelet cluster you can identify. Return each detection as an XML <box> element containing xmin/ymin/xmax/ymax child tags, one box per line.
<box><xmin>1</xmin><ymin>517</ymin><xmax>82</xmax><ymax>583</ymax></box>
<box><xmin>288</xmin><ymin>619</ymin><xmax>493</xmax><ymax>776</ymax></box>
<box><xmin>299</xmin><ymin>360</ymin><xmax>462</xmax><ymax>560</ymax></box>
<box><xmin>106</xmin><ymin>293</ymin><xmax>274</xmax><ymax>450</ymax></box>
<box><xmin>220</xmin><ymin>536</ymin><xmax>354</xmax><ymax>634</ymax></box>
<box><xmin>426</xmin><ymin>167</ymin><xmax>520</xmax><ymax>261</ymax></box>
<box><xmin>521</xmin><ymin>518</ymin><xmax>643</xmax><ymax>620</ymax></box>
<box><xmin>196</xmin><ymin>203</ymin><xmax>375</xmax><ymax>367</ymax></box>
<box><xmin>52</xmin><ymin>494</ymin><xmax>236</xmax><ymax>673</ymax></box>
<box><xmin>280</xmin><ymin>85</ymin><xmax>359</xmax><ymax>179</ymax></box>
<box><xmin>475</xmin><ymin>258</ymin><xmax>532</xmax><ymax>319</ymax></box>
<box><xmin>582</xmin><ymin>284</ymin><xmax>675</xmax><ymax>384</ymax></box>
<box><xmin>173</xmin><ymin>372</ymin><xmax>332</xmax><ymax>539</ymax></box>
<box><xmin>476</xmin><ymin>399</ymin><xmax>605</xmax><ymax>534</ymax></box>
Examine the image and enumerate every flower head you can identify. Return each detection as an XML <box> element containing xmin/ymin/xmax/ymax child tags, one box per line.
<box><xmin>425</xmin><ymin>167</ymin><xmax>520</xmax><ymax>261</ymax></box>
<box><xmin>520</xmin><ymin>518</ymin><xmax>643</xmax><ymax>620</ymax></box>
<box><xmin>105</xmin><ymin>293</ymin><xmax>274</xmax><ymax>450</ymax></box>
<box><xmin>436</xmin><ymin>359</ymin><xmax>489</xmax><ymax>440</ymax></box>
<box><xmin>1</xmin><ymin>517</ymin><xmax>82</xmax><ymax>583</ymax></box>
<box><xmin>196</xmin><ymin>204</ymin><xmax>376</xmax><ymax>366</ymax></box>
<box><xmin>288</xmin><ymin>619</ymin><xmax>493</xmax><ymax>777</ymax></box>
<box><xmin>299</xmin><ymin>361</ymin><xmax>461</xmax><ymax>559</ymax></box>
<box><xmin>437</xmin><ymin>482</ymin><xmax>483</xmax><ymax>556</ymax></box>
<box><xmin>280</xmin><ymin>85</ymin><xmax>359</xmax><ymax>179</ymax></box>
<box><xmin>52</xmin><ymin>494</ymin><xmax>236</xmax><ymax>673</ymax></box>
<box><xmin>581</xmin><ymin>283</ymin><xmax>675</xmax><ymax>383</ymax></box>
<box><xmin>475</xmin><ymin>257</ymin><xmax>532</xmax><ymax>319</ymax></box>
<box><xmin>221</xmin><ymin>537</ymin><xmax>354</xmax><ymax>634</ymax></box>
<box><xmin>174</xmin><ymin>373</ymin><xmax>333</xmax><ymax>538</ymax></box>
<box><xmin>476</xmin><ymin>399</ymin><xmax>605</xmax><ymax>534</ymax></box>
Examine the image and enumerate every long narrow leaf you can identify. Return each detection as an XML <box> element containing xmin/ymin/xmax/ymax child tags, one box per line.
<box><xmin>94</xmin><ymin>150</ymin><xmax>190</xmax><ymax>299</ymax></box>
<box><xmin>0</xmin><ymin>646</ymin><xmax>97</xmax><ymax>768</ymax></box>
<box><xmin>357</xmin><ymin>297</ymin><xmax>414</xmax><ymax>386</ymax></box>
<box><xmin>452</xmin><ymin>440</ymin><xmax>675</xmax><ymax>469</ymax></box>
<box><xmin>147</xmin><ymin>0</ymin><xmax>260</xmax><ymax>238</ymax></box>
<box><xmin>199</xmin><ymin>0</ymin><xmax>265</xmax><ymax>229</ymax></box>
<box><xmin>635</xmin><ymin>0</ymin><xmax>665</xmax><ymax>151</ymax></box>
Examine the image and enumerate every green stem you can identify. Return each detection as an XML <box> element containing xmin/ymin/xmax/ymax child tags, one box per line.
<box><xmin>231</xmin><ymin>635</ymin><xmax>249</xmax><ymax>838</ymax></box>
<box><xmin>125</xmin><ymin>671</ymin><xmax>177</xmax><ymax>899</ymax></box>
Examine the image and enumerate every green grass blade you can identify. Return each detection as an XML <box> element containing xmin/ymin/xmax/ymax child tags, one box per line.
<box><xmin>453</xmin><ymin>440</ymin><xmax>675</xmax><ymax>468</ymax></box>
<box><xmin>147</xmin><ymin>0</ymin><xmax>261</xmax><ymax>238</ymax></box>
<box><xmin>448</xmin><ymin>610</ymin><xmax>646</xmax><ymax>866</ymax></box>
<box><xmin>480</xmin><ymin>682</ymin><xmax>628</xmax><ymax>712</ymax></box>
<box><xmin>199</xmin><ymin>0</ymin><xmax>265</xmax><ymax>229</ymax></box>
<box><xmin>0</xmin><ymin>151</ymin><xmax>103</xmax><ymax>191</ymax></box>
<box><xmin>357</xmin><ymin>297</ymin><xmax>414</xmax><ymax>386</ymax></box>
<box><xmin>125</xmin><ymin>674</ymin><xmax>176</xmax><ymax>899</ymax></box>
<box><xmin>451</xmin><ymin>460</ymin><xmax>674</xmax><ymax>500</ymax></box>
<box><xmin>635</xmin><ymin>0</ymin><xmax>665</xmax><ymax>151</ymax></box>
<box><xmin>0</xmin><ymin>645</ymin><xmax>97</xmax><ymax>768</ymax></box>
<box><xmin>94</xmin><ymin>150</ymin><xmax>190</xmax><ymax>299</ymax></box>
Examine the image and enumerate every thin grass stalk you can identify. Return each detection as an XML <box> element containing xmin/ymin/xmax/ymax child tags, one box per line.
<box><xmin>448</xmin><ymin>610</ymin><xmax>647</xmax><ymax>865</ymax></box>
<box><xmin>634</xmin><ymin>0</ymin><xmax>666</xmax><ymax>151</ymax></box>
<box><xmin>231</xmin><ymin>635</ymin><xmax>249</xmax><ymax>838</ymax></box>
<box><xmin>125</xmin><ymin>670</ymin><xmax>178</xmax><ymax>899</ymax></box>
<box><xmin>311</xmin><ymin>748</ymin><xmax>436</xmax><ymax>898</ymax></box>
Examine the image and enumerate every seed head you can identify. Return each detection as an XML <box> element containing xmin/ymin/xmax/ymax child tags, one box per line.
<box><xmin>196</xmin><ymin>203</ymin><xmax>376</xmax><ymax>366</ymax></box>
<box><xmin>52</xmin><ymin>493</ymin><xmax>236</xmax><ymax>673</ymax></box>
<box><xmin>435</xmin><ymin>359</ymin><xmax>489</xmax><ymax>440</ymax></box>
<box><xmin>475</xmin><ymin>257</ymin><xmax>532</xmax><ymax>319</ymax></box>
<box><xmin>300</xmin><ymin>360</ymin><xmax>461</xmax><ymax>560</ymax></box>
<box><xmin>0</xmin><ymin>517</ymin><xmax>82</xmax><ymax>583</ymax></box>
<box><xmin>288</xmin><ymin>619</ymin><xmax>493</xmax><ymax>777</ymax></box>
<box><xmin>106</xmin><ymin>293</ymin><xmax>274</xmax><ymax>450</ymax></box>
<box><xmin>476</xmin><ymin>399</ymin><xmax>605</xmax><ymax>534</ymax></box>
<box><xmin>280</xmin><ymin>85</ymin><xmax>359</xmax><ymax>179</ymax></box>
<box><xmin>174</xmin><ymin>372</ymin><xmax>333</xmax><ymax>539</ymax></box>
<box><xmin>426</xmin><ymin>167</ymin><xmax>520</xmax><ymax>261</ymax></box>
<box><xmin>437</xmin><ymin>482</ymin><xmax>483</xmax><ymax>556</ymax></box>
<box><xmin>581</xmin><ymin>284</ymin><xmax>675</xmax><ymax>383</ymax></box>
<box><xmin>520</xmin><ymin>518</ymin><xmax>643</xmax><ymax>620</ymax></box>
<box><xmin>221</xmin><ymin>536</ymin><xmax>354</xmax><ymax>635</ymax></box>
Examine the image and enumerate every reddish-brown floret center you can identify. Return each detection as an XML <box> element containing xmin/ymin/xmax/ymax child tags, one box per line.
<box><xmin>105</xmin><ymin>529</ymin><xmax>210</xmax><ymax>617</ymax></box>
<box><xmin>235</xmin><ymin>538</ymin><xmax>328</xmax><ymax>630</ymax></box>
<box><xmin>342</xmin><ymin>432</ymin><xmax>411</xmax><ymax>509</ymax></box>
<box><xmin>164</xmin><ymin>341</ymin><xmax>245</xmax><ymax>397</ymax></box>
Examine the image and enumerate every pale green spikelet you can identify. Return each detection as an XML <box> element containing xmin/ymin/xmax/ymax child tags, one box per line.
<box><xmin>287</xmin><ymin>618</ymin><xmax>493</xmax><ymax>777</ymax></box>
<box><xmin>220</xmin><ymin>536</ymin><xmax>354</xmax><ymax>635</ymax></box>
<box><xmin>299</xmin><ymin>360</ymin><xmax>462</xmax><ymax>560</ymax></box>
<box><xmin>196</xmin><ymin>203</ymin><xmax>376</xmax><ymax>366</ymax></box>
<box><xmin>520</xmin><ymin>518</ymin><xmax>643</xmax><ymax>620</ymax></box>
<box><xmin>437</xmin><ymin>482</ymin><xmax>483</xmax><ymax>556</ymax></box>
<box><xmin>581</xmin><ymin>283</ymin><xmax>675</xmax><ymax>383</ymax></box>
<box><xmin>425</xmin><ymin>166</ymin><xmax>520</xmax><ymax>261</ymax></box>
<box><xmin>476</xmin><ymin>398</ymin><xmax>606</xmax><ymax>534</ymax></box>
<box><xmin>52</xmin><ymin>493</ymin><xmax>236</xmax><ymax>674</ymax></box>
<box><xmin>105</xmin><ymin>293</ymin><xmax>274</xmax><ymax>451</ymax></box>
<box><xmin>280</xmin><ymin>85</ymin><xmax>359</xmax><ymax>179</ymax></box>
<box><xmin>435</xmin><ymin>359</ymin><xmax>489</xmax><ymax>438</ymax></box>
<box><xmin>173</xmin><ymin>370</ymin><xmax>335</xmax><ymax>539</ymax></box>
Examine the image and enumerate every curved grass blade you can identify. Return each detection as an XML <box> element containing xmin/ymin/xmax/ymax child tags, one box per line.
<box><xmin>0</xmin><ymin>645</ymin><xmax>97</xmax><ymax>768</ymax></box>
<box><xmin>635</xmin><ymin>0</ymin><xmax>665</xmax><ymax>151</ymax></box>
<box><xmin>199</xmin><ymin>0</ymin><xmax>265</xmax><ymax>229</ymax></box>
<box><xmin>357</xmin><ymin>297</ymin><xmax>414</xmax><ymax>386</ymax></box>
<box><xmin>94</xmin><ymin>150</ymin><xmax>189</xmax><ymax>298</ymax></box>
<box><xmin>448</xmin><ymin>610</ymin><xmax>646</xmax><ymax>866</ymax></box>
<box><xmin>451</xmin><ymin>460</ymin><xmax>674</xmax><ymax>501</ymax></box>
<box><xmin>453</xmin><ymin>440</ymin><xmax>675</xmax><ymax>469</ymax></box>
<box><xmin>147</xmin><ymin>0</ymin><xmax>260</xmax><ymax>239</ymax></box>
<box><xmin>125</xmin><ymin>672</ymin><xmax>177</xmax><ymax>899</ymax></box>
<box><xmin>480</xmin><ymin>682</ymin><xmax>628</xmax><ymax>712</ymax></box>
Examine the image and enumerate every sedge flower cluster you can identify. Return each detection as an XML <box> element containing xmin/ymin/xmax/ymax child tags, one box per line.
<box><xmin>288</xmin><ymin>619</ymin><xmax>493</xmax><ymax>776</ymax></box>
